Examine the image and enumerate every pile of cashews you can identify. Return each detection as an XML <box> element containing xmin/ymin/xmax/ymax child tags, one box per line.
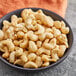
<box><xmin>0</xmin><ymin>9</ymin><xmax>69</xmax><ymax>68</ymax></box>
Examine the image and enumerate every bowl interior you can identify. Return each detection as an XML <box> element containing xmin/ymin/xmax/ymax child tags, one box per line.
<box><xmin>0</xmin><ymin>8</ymin><xmax>73</xmax><ymax>71</ymax></box>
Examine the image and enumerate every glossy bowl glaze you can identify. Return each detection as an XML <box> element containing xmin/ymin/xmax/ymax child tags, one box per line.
<box><xmin>0</xmin><ymin>8</ymin><xmax>73</xmax><ymax>71</ymax></box>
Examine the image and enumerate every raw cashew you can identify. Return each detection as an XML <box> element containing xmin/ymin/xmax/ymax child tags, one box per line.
<box><xmin>41</xmin><ymin>55</ymin><xmax>50</xmax><ymax>62</ymax></box>
<box><xmin>3</xmin><ymin>20</ymin><xmax>11</xmax><ymax>31</ymax></box>
<box><xmin>11</xmin><ymin>15</ymin><xmax>18</xmax><ymax>26</ymax></box>
<box><xmin>0</xmin><ymin>30</ymin><xmax>4</xmax><ymax>40</ymax></box>
<box><xmin>29</xmin><ymin>41</ymin><xmax>37</xmax><ymax>52</ymax></box>
<box><xmin>0</xmin><ymin>39</ymin><xmax>15</xmax><ymax>52</ymax></box>
<box><xmin>37</xmin><ymin>47</ymin><xmax>50</xmax><ymax>55</ymax></box>
<box><xmin>35</xmin><ymin>13</ymin><xmax>54</xmax><ymax>27</ymax></box>
<box><xmin>9</xmin><ymin>51</ymin><xmax>15</xmax><ymax>63</ymax></box>
<box><xmin>24</xmin><ymin>61</ymin><xmax>38</xmax><ymax>68</ymax></box>
<box><xmin>14</xmin><ymin>59</ymin><xmax>25</xmax><ymax>66</ymax></box>
<box><xmin>43</xmin><ymin>38</ymin><xmax>56</xmax><ymax>50</ymax></box>
<box><xmin>57</xmin><ymin>45</ymin><xmax>66</xmax><ymax>57</ymax></box>
<box><xmin>15</xmin><ymin>48</ymin><xmax>23</xmax><ymax>57</ymax></box>
<box><xmin>42</xmin><ymin>62</ymin><xmax>50</xmax><ymax>67</ymax></box>
<box><xmin>27</xmin><ymin>31</ymin><xmax>38</xmax><ymax>41</ymax></box>
<box><xmin>21</xmin><ymin>54</ymin><xmax>28</xmax><ymax>63</ymax></box>
<box><xmin>28</xmin><ymin>53</ymin><xmax>36</xmax><ymax>61</ymax></box>
<box><xmin>35</xmin><ymin>56</ymin><xmax>42</xmax><ymax>67</ymax></box>
<box><xmin>35</xmin><ymin>24</ymin><xmax>45</xmax><ymax>34</ymax></box>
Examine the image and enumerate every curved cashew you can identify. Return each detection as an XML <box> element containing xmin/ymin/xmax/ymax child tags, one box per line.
<box><xmin>24</xmin><ymin>61</ymin><xmax>38</xmax><ymax>68</ymax></box>
<box><xmin>28</xmin><ymin>53</ymin><xmax>36</xmax><ymax>61</ymax></box>
<box><xmin>61</xmin><ymin>27</ymin><xmax>69</xmax><ymax>34</ymax></box>
<box><xmin>9</xmin><ymin>51</ymin><xmax>15</xmax><ymax>63</ymax></box>
<box><xmin>18</xmin><ymin>17</ymin><xmax>22</xmax><ymax>23</ymax></box>
<box><xmin>43</xmin><ymin>38</ymin><xmax>56</xmax><ymax>50</ymax></box>
<box><xmin>15</xmin><ymin>48</ymin><xmax>23</xmax><ymax>57</ymax></box>
<box><xmin>24</xmin><ymin>51</ymin><xmax>29</xmax><ymax>56</ymax></box>
<box><xmin>2</xmin><ymin>47</ymin><xmax>9</xmax><ymax>58</ymax></box>
<box><xmin>41</xmin><ymin>55</ymin><xmax>50</xmax><ymax>62</ymax></box>
<box><xmin>38</xmin><ymin>34</ymin><xmax>46</xmax><ymax>41</ymax></box>
<box><xmin>17</xmin><ymin>31</ymin><xmax>24</xmax><ymax>38</ymax></box>
<box><xmin>21</xmin><ymin>54</ymin><xmax>28</xmax><ymax>63</ymax></box>
<box><xmin>29</xmin><ymin>41</ymin><xmax>37</xmax><ymax>52</ymax></box>
<box><xmin>14</xmin><ymin>59</ymin><xmax>25</xmax><ymax>66</ymax></box>
<box><xmin>51</xmin><ymin>53</ymin><xmax>59</xmax><ymax>62</ymax></box>
<box><xmin>1</xmin><ymin>39</ymin><xmax>15</xmax><ymax>52</ymax></box>
<box><xmin>27</xmin><ymin>31</ymin><xmax>38</xmax><ymax>41</ymax></box>
<box><xmin>36</xmin><ymin>41</ymin><xmax>42</xmax><ymax>48</ymax></box>
<box><xmin>0</xmin><ymin>30</ymin><xmax>4</xmax><ymax>40</ymax></box>
<box><xmin>2</xmin><ymin>51</ymin><xmax>9</xmax><ymax>58</ymax></box>
<box><xmin>42</xmin><ymin>62</ymin><xmax>49</xmax><ymax>67</ymax></box>
<box><xmin>21</xmin><ymin>9</ymin><xmax>34</xmax><ymax>20</ymax></box>
<box><xmin>20</xmin><ymin>40</ymin><xmax>28</xmax><ymax>48</ymax></box>
<box><xmin>39</xmin><ymin>32</ymin><xmax>53</xmax><ymax>41</ymax></box>
<box><xmin>61</xmin><ymin>21</ymin><xmax>66</xmax><ymax>27</ymax></box>
<box><xmin>57</xmin><ymin>34</ymin><xmax>68</xmax><ymax>45</ymax></box>
<box><xmin>3</xmin><ymin>20</ymin><xmax>11</xmax><ymax>32</ymax></box>
<box><xmin>35</xmin><ymin>24</ymin><xmax>45</xmax><ymax>35</ymax></box>
<box><xmin>11</xmin><ymin>15</ymin><xmax>18</xmax><ymax>26</ymax></box>
<box><xmin>53</xmin><ymin>45</ymin><xmax>59</xmax><ymax>54</ymax></box>
<box><xmin>45</xmin><ymin>28</ymin><xmax>53</xmax><ymax>33</ymax></box>
<box><xmin>35</xmin><ymin>13</ymin><xmax>54</xmax><ymax>27</ymax></box>
<box><xmin>45</xmin><ymin>32</ymin><xmax>53</xmax><ymax>39</ymax></box>
<box><xmin>52</xmin><ymin>27</ymin><xmax>61</xmax><ymax>37</ymax></box>
<box><xmin>37</xmin><ymin>47</ymin><xmax>50</xmax><ymax>55</ymax></box>
<box><xmin>35</xmin><ymin>56</ymin><xmax>42</xmax><ymax>67</ymax></box>
<box><xmin>57</xmin><ymin>45</ymin><xmax>66</xmax><ymax>57</ymax></box>
<box><xmin>54</xmin><ymin>21</ymin><xmax>61</xmax><ymax>29</ymax></box>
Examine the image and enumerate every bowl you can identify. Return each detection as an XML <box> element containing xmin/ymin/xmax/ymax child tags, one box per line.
<box><xmin>0</xmin><ymin>8</ymin><xmax>73</xmax><ymax>71</ymax></box>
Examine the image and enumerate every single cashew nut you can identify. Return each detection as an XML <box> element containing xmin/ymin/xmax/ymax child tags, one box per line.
<box><xmin>24</xmin><ymin>61</ymin><xmax>38</xmax><ymax>68</ymax></box>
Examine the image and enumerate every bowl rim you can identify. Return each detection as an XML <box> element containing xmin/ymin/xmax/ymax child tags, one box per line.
<box><xmin>0</xmin><ymin>7</ymin><xmax>73</xmax><ymax>71</ymax></box>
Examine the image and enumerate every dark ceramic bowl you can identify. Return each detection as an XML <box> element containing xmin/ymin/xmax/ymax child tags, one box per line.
<box><xmin>0</xmin><ymin>8</ymin><xmax>73</xmax><ymax>71</ymax></box>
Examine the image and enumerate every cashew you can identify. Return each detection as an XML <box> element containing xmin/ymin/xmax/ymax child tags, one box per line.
<box><xmin>2</xmin><ymin>47</ymin><xmax>9</xmax><ymax>58</ymax></box>
<box><xmin>15</xmin><ymin>48</ymin><xmax>23</xmax><ymax>57</ymax></box>
<box><xmin>24</xmin><ymin>61</ymin><xmax>38</xmax><ymax>68</ymax></box>
<box><xmin>35</xmin><ymin>56</ymin><xmax>42</xmax><ymax>67</ymax></box>
<box><xmin>29</xmin><ymin>41</ymin><xmax>37</xmax><ymax>52</ymax></box>
<box><xmin>27</xmin><ymin>31</ymin><xmax>38</xmax><ymax>41</ymax></box>
<box><xmin>57</xmin><ymin>45</ymin><xmax>66</xmax><ymax>57</ymax></box>
<box><xmin>9</xmin><ymin>51</ymin><xmax>15</xmax><ymax>63</ymax></box>
<box><xmin>54</xmin><ymin>21</ymin><xmax>61</xmax><ymax>29</ymax></box>
<box><xmin>51</xmin><ymin>53</ymin><xmax>59</xmax><ymax>62</ymax></box>
<box><xmin>52</xmin><ymin>27</ymin><xmax>61</xmax><ymax>37</ymax></box>
<box><xmin>39</xmin><ymin>32</ymin><xmax>53</xmax><ymax>41</ymax></box>
<box><xmin>35</xmin><ymin>13</ymin><xmax>54</xmax><ymax>27</ymax></box>
<box><xmin>11</xmin><ymin>15</ymin><xmax>18</xmax><ymax>26</ymax></box>
<box><xmin>3</xmin><ymin>20</ymin><xmax>11</xmax><ymax>31</ymax></box>
<box><xmin>1</xmin><ymin>39</ymin><xmax>15</xmax><ymax>52</ymax></box>
<box><xmin>21</xmin><ymin>9</ymin><xmax>34</xmax><ymax>21</ymax></box>
<box><xmin>20</xmin><ymin>40</ymin><xmax>28</xmax><ymax>48</ymax></box>
<box><xmin>43</xmin><ymin>38</ymin><xmax>56</xmax><ymax>50</ymax></box>
<box><xmin>37</xmin><ymin>47</ymin><xmax>50</xmax><ymax>55</ymax></box>
<box><xmin>42</xmin><ymin>62</ymin><xmax>50</xmax><ymax>67</ymax></box>
<box><xmin>35</xmin><ymin>24</ymin><xmax>45</xmax><ymax>35</ymax></box>
<box><xmin>28</xmin><ymin>53</ymin><xmax>36</xmax><ymax>61</ymax></box>
<box><xmin>41</xmin><ymin>55</ymin><xmax>50</xmax><ymax>62</ymax></box>
<box><xmin>37</xmin><ymin>41</ymin><xmax>42</xmax><ymax>48</ymax></box>
<box><xmin>61</xmin><ymin>27</ymin><xmax>69</xmax><ymax>34</ymax></box>
<box><xmin>21</xmin><ymin>54</ymin><xmax>28</xmax><ymax>63</ymax></box>
<box><xmin>17</xmin><ymin>31</ymin><xmax>24</xmax><ymax>38</ymax></box>
<box><xmin>57</xmin><ymin>34</ymin><xmax>67</xmax><ymax>44</ymax></box>
<box><xmin>14</xmin><ymin>59</ymin><xmax>25</xmax><ymax>66</ymax></box>
<box><xmin>0</xmin><ymin>30</ymin><xmax>4</xmax><ymax>40</ymax></box>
